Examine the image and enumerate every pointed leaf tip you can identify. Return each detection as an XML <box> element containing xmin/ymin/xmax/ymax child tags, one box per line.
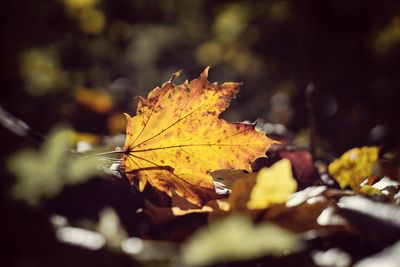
<box><xmin>123</xmin><ymin>113</ymin><xmax>131</xmax><ymax>120</ymax></box>
<box><xmin>202</xmin><ymin>66</ymin><xmax>211</xmax><ymax>78</ymax></box>
<box><xmin>169</xmin><ymin>69</ymin><xmax>183</xmax><ymax>83</ymax></box>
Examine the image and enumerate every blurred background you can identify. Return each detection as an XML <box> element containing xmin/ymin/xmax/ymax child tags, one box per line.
<box><xmin>2</xmin><ymin>1</ymin><xmax>400</xmax><ymax>266</ymax></box>
<box><xmin>2</xmin><ymin>0</ymin><xmax>400</xmax><ymax>156</ymax></box>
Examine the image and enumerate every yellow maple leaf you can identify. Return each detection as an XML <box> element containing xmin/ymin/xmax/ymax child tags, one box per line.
<box><xmin>122</xmin><ymin>67</ymin><xmax>275</xmax><ymax>206</ymax></box>
<box><xmin>247</xmin><ymin>159</ymin><xmax>297</xmax><ymax>210</ymax></box>
<box><xmin>328</xmin><ymin>146</ymin><xmax>379</xmax><ymax>190</ymax></box>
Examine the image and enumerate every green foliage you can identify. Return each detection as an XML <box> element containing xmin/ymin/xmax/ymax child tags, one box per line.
<box><xmin>181</xmin><ymin>214</ymin><xmax>304</xmax><ymax>266</ymax></box>
<box><xmin>8</xmin><ymin>127</ymin><xmax>100</xmax><ymax>205</ymax></box>
<box><xmin>19</xmin><ymin>48</ymin><xmax>68</xmax><ymax>95</ymax></box>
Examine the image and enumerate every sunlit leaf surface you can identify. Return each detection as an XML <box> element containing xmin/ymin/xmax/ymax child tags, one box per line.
<box><xmin>123</xmin><ymin>68</ymin><xmax>275</xmax><ymax>206</ymax></box>
<box><xmin>247</xmin><ymin>158</ymin><xmax>297</xmax><ymax>209</ymax></box>
<box><xmin>329</xmin><ymin>146</ymin><xmax>379</xmax><ymax>190</ymax></box>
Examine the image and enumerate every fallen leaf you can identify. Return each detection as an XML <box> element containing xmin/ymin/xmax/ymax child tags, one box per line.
<box><xmin>328</xmin><ymin>146</ymin><xmax>379</xmax><ymax>190</ymax></box>
<box><xmin>286</xmin><ymin>185</ymin><xmax>327</xmax><ymax>207</ymax></box>
<box><xmin>371</xmin><ymin>176</ymin><xmax>400</xmax><ymax>190</ymax></box>
<box><xmin>253</xmin><ymin>148</ymin><xmax>320</xmax><ymax>188</ymax></box>
<box><xmin>317</xmin><ymin>206</ymin><xmax>347</xmax><ymax>226</ymax></box>
<box><xmin>181</xmin><ymin>214</ymin><xmax>304</xmax><ymax>266</ymax></box>
<box><xmin>359</xmin><ymin>185</ymin><xmax>382</xmax><ymax>196</ymax></box>
<box><xmin>143</xmin><ymin>200</ymin><xmax>175</xmax><ymax>226</ymax></box>
<box><xmin>277</xmin><ymin>149</ymin><xmax>320</xmax><ymax>187</ymax></box>
<box><xmin>337</xmin><ymin>195</ymin><xmax>400</xmax><ymax>244</ymax></box>
<box><xmin>368</xmin><ymin>176</ymin><xmax>400</xmax><ymax>200</ymax></box>
<box><xmin>211</xmin><ymin>169</ymin><xmax>257</xmax><ymax>212</ymax></box>
<box><xmin>171</xmin><ymin>205</ymin><xmax>214</xmax><ymax>216</ymax></box>
<box><xmin>211</xmin><ymin>169</ymin><xmax>250</xmax><ymax>190</ymax></box>
<box><xmin>247</xmin><ymin>159</ymin><xmax>297</xmax><ymax>210</ymax></box>
<box><xmin>122</xmin><ymin>68</ymin><xmax>275</xmax><ymax>206</ymax></box>
<box><xmin>262</xmin><ymin>201</ymin><xmax>330</xmax><ymax>233</ymax></box>
<box><xmin>227</xmin><ymin>172</ymin><xmax>257</xmax><ymax>212</ymax></box>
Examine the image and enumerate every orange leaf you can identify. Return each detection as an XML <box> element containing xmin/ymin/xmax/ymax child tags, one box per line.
<box><xmin>75</xmin><ymin>86</ymin><xmax>113</xmax><ymax>113</ymax></box>
<box><xmin>122</xmin><ymin>68</ymin><xmax>276</xmax><ymax>206</ymax></box>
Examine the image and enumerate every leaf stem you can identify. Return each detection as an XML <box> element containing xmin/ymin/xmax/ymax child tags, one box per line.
<box><xmin>83</xmin><ymin>150</ymin><xmax>127</xmax><ymax>158</ymax></box>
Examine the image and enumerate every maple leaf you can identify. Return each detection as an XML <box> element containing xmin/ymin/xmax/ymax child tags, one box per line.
<box><xmin>122</xmin><ymin>67</ymin><xmax>275</xmax><ymax>206</ymax></box>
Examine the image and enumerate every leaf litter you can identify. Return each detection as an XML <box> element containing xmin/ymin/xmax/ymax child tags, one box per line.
<box><xmin>4</xmin><ymin>68</ymin><xmax>400</xmax><ymax>267</ymax></box>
